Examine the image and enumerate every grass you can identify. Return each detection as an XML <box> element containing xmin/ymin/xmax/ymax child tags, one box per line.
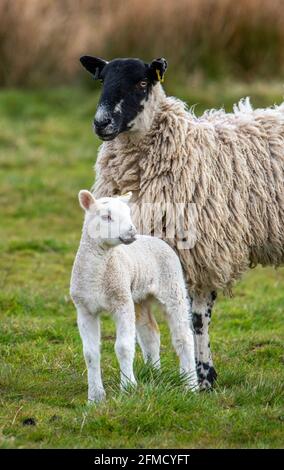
<box><xmin>0</xmin><ymin>82</ymin><xmax>284</xmax><ymax>449</ymax></box>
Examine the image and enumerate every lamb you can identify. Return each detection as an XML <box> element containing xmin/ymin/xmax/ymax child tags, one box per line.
<box><xmin>70</xmin><ymin>190</ymin><xmax>199</xmax><ymax>402</ymax></box>
<box><xmin>80</xmin><ymin>55</ymin><xmax>284</xmax><ymax>390</ymax></box>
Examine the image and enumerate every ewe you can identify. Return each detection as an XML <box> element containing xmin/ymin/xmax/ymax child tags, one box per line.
<box><xmin>80</xmin><ymin>56</ymin><xmax>284</xmax><ymax>390</ymax></box>
<box><xmin>70</xmin><ymin>190</ymin><xmax>198</xmax><ymax>402</ymax></box>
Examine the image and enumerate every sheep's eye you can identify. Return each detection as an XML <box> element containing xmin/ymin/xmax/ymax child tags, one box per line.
<box><xmin>101</xmin><ymin>214</ymin><xmax>112</xmax><ymax>222</ymax></box>
<box><xmin>138</xmin><ymin>80</ymin><xmax>148</xmax><ymax>89</ymax></box>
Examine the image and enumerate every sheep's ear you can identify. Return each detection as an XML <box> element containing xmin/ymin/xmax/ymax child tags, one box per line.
<box><xmin>149</xmin><ymin>58</ymin><xmax>168</xmax><ymax>83</ymax></box>
<box><xmin>78</xmin><ymin>190</ymin><xmax>96</xmax><ymax>211</ymax></box>
<box><xmin>119</xmin><ymin>191</ymin><xmax>132</xmax><ymax>204</ymax></box>
<box><xmin>80</xmin><ymin>56</ymin><xmax>108</xmax><ymax>80</ymax></box>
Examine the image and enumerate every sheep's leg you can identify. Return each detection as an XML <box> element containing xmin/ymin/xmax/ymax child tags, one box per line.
<box><xmin>113</xmin><ymin>302</ymin><xmax>137</xmax><ymax>390</ymax></box>
<box><xmin>191</xmin><ymin>291</ymin><xmax>217</xmax><ymax>390</ymax></box>
<box><xmin>77</xmin><ymin>308</ymin><xmax>105</xmax><ymax>403</ymax></box>
<box><xmin>161</xmin><ymin>295</ymin><xmax>199</xmax><ymax>391</ymax></box>
<box><xmin>135</xmin><ymin>301</ymin><xmax>161</xmax><ymax>369</ymax></box>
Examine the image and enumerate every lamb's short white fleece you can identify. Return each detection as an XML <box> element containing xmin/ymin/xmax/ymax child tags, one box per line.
<box><xmin>70</xmin><ymin>190</ymin><xmax>198</xmax><ymax>402</ymax></box>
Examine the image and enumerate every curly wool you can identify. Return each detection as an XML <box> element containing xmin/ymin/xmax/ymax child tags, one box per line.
<box><xmin>92</xmin><ymin>85</ymin><xmax>284</xmax><ymax>294</ymax></box>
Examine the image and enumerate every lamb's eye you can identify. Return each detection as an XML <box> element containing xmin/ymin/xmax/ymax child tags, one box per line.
<box><xmin>101</xmin><ymin>214</ymin><xmax>112</xmax><ymax>222</ymax></box>
<box><xmin>138</xmin><ymin>80</ymin><xmax>148</xmax><ymax>89</ymax></box>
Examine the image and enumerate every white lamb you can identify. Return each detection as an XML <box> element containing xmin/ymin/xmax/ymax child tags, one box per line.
<box><xmin>70</xmin><ymin>190</ymin><xmax>198</xmax><ymax>402</ymax></box>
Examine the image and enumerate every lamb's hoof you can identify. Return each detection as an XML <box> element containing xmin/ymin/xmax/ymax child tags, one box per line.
<box><xmin>185</xmin><ymin>380</ymin><xmax>199</xmax><ymax>393</ymax></box>
<box><xmin>198</xmin><ymin>365</ymin><xmax>218</xmax><ymax>392</ymax></box>
<box><xmin>88</xmin><ymin>389</ymin><xmax>106</xmax><ymax>404</ymax></box>
<box><xmin>121</xmin><ymin>379</ymin><xmax>137</xmax><ymax>392</ymax></box>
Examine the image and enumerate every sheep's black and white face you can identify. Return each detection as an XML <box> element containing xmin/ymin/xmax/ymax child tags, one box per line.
<box><xmin>80</xmin><ymin>56</ymin><xmax>167</xmax><ymax>140</ymax></box>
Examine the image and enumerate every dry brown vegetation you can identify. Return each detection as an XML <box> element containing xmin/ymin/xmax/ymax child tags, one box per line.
<box><xmin>0</xmin><ymin>0</ymin><xmax>284</xmax><ymax>86</ymax></box>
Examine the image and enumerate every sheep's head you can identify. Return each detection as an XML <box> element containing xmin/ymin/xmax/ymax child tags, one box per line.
<box><xmin>80</xmin><ymin>56</ymin><xmax>168</xmax><ymax>140</ymax></box>
<box><xmin>79</xmin><ymin>190</ymin><xmax>137</xmax><ymax>247</ymax></box>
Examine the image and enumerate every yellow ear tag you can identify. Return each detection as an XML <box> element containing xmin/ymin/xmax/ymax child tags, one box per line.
<box><xmin>156</xmin><ymin>69</ymin><xmax>164</xmax><ymax>83</ymax></box>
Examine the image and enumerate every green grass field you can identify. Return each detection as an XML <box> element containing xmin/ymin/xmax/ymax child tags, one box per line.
<box><xmin>0</xmin><ymin>83</ymin><xmax>283</xmax><ymax>449</ymax></box>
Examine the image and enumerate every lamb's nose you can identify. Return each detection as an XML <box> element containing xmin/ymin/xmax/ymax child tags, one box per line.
<box><xmin>130</xmin><ymin>226</ymin><xmax>137</xmax><ymax>237</ymax></box>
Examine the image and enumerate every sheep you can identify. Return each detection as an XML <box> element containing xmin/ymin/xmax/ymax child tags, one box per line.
<box><xmin>70</xmin><ymin>190</ymin><xmax>199</xmax><ymax>402</ymax></box>
<box><xmin>80</xmin><ymin>55</ymin><xmax>284</xmax><ymax>390</ymax></box>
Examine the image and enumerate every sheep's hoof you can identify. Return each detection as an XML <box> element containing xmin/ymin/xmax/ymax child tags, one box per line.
<box><xmin>198</xmin><ymin>366</ymin><xmax>218</xmax><ymax>391</ymax></box>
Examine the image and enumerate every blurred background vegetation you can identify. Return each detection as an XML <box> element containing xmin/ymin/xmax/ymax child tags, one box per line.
<box><xmin>0</xmin><ymin>0</ymin><xmax>284</xmax><ymax>87</ymax></box>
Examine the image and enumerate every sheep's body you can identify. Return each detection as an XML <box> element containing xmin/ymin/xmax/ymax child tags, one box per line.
<box><xmin>70</xmin><ymin>195</ymin><xmax>198</xmax><ymax>402</ymax></box>
<box><xmin>92</xmin><ymin>84</ymin><xmax>284</xmax><ymax>388</ymax></box>
<box><xmin>93</xmin><ymin>89</ymin><xmax>284</xmax><ymax>292</ymax></box>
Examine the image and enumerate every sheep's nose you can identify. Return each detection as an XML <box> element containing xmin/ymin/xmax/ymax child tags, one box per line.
<box><xmin>94</xmin><ymin>117</ymin><xmax>112</xmax><ymax>130</ymax></box>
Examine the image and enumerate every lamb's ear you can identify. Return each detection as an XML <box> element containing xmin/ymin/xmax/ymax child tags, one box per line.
<box><xmin>78</xmin><ymin>190</ymin><xmax>96</xmax><ymax>211</ymax></box>
<box><xmin>80</xmin><ymin>56</ymin><xmax>108</xmax><ymax>80</ymax></box>
<box><xmin>149</xmin><ymin>58</ymin><xmax>168</xmax><ymax>83</ymax></box>
<box><xmin>119</xmin><ymin>192</ymin><xmax>132</xmax><ymax>204</ymax></box>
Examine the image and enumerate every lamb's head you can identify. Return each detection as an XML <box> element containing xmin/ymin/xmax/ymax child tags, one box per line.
<box><xmin>80</xmin><ymin>56</ymin><xmax>168</xmax><ymax>140</ymax></box>
<box><xmin>79</xmin><ymin>190</ymin><xmax>137</xmax><ymax>247</ymax></box>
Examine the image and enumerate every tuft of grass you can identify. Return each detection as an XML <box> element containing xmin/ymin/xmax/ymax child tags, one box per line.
<box><xmin>0</xmin><ymin>84</ymin><xmax>283</xmax><ymax>448</ymax></box>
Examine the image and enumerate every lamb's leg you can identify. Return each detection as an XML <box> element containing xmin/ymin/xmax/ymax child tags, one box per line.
<box><xmin>191</xmin><ymin>291</ymin><xmax>217</xmax><ymax>390</ymax></box>
<box><xmin>160</xmin><ymin>294</ymin><xmax>199</xmax><ymax>391</ymax></box>
<box><xmin>135</xmin><ymin>301</ymin><xmax>161</xmax><ymax>369</ymax></box>
<box><xmin>77</xmin><ymin>308</ymin><xmax>105</xmax><ymax>403</ymax></box>
<box><xmin>113</xmin><ymin>302</ymin><xmax>137</xmax><ymax>390</ymax></box>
